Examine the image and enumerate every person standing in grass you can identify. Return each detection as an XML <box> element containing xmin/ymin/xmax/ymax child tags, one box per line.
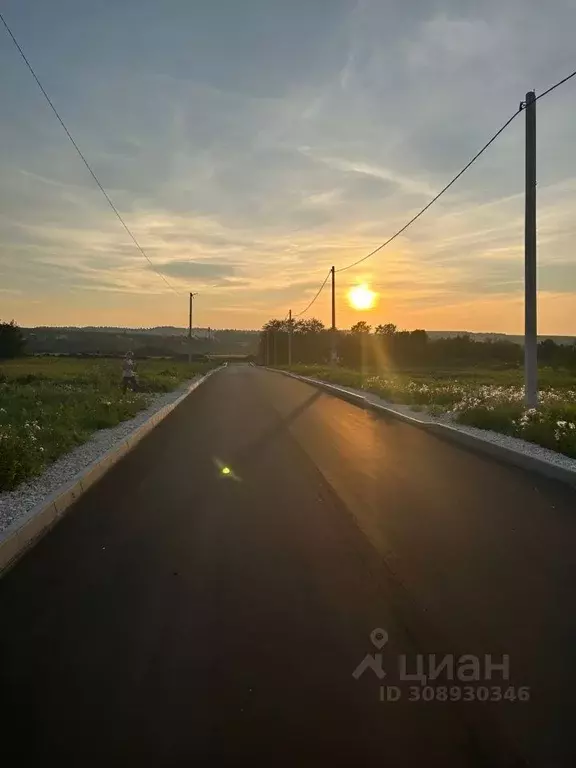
<box><xmin>121</xmin><ymin>351</ymin><xmax>138</xmax><ymax>393</ymax></box>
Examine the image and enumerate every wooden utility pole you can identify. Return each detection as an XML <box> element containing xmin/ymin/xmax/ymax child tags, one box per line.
<box><xmin>524</xmin><ymin>91</ymin><xmax>537</xmax><ymax>407</ymax></box>
<box><xmin>330</xmin><ymin>266</ymin><xmax>337</xmax><ymax>365</ymax></box>
<box><xmin>188</xmin><ymin>292</ymin><xmax>198</xmax><ymax>365</ymax></box>
<box><xmin>288</xmin><ymin>309</ymin><xmax>293</xmax><ymax>367</ymax></box>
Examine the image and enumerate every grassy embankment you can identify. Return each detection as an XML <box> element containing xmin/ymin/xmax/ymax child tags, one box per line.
<box><xmin>0</xmin><ymin>358</ymin><xmax>216</xmax><ymax>490</ymax></box>
<box><xmin>283</xmin><ymin>364</ymin><xmax>576</xmax><ymax>458</ymax></box>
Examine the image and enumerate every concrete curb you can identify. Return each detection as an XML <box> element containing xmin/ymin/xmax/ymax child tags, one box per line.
<box><xmin>270</xmin><ymin>368</ymin><xmax>576</xmax><ymax>489</ymax></box>
<box><xmin>0</xmin><ymin>367</ymin><xmax>220</xmax><ymax>576</ymax></box>
<box><xmin>429</xmin><ymin>423</ymin><xmax>576</xmax><ymax>488</ymax></box>
<box><xmin>276</xmin><ymin>370</ymin><xmax>370</xmax><ymax>409</ymax></box>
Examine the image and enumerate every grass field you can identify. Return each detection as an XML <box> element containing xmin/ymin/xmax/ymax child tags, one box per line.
<box><xmin>0</xmin><ymin>357</ymin><xmax>217</xmax><ymax>491</ymax></box>
<box><xmin>284</xmin><ymin>364</ymin><xmax>576</xmax><ymax>459</ymax></box>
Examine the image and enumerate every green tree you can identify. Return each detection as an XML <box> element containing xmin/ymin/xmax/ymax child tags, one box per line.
<box><xmin>263</xmin><ymin>318</ymin><xmax>287</xmax><ymax>332</ymax></box>
<box><xmin>374</xmin><ymin>323</ymin><xmax>397</xmax><ymax>336</ymax></box>
<box><xmin>295</xmin><ymin>318</ymin><xmax>325</xmax><ymax>334</ymax></box>
<box><xmin>350</xmin><ymin>321</ymin><xmax>372</xmax><ymax>334</ymax></box>
<box><xmin>410</xmin><ymin>329</ymin><xmax>428</xmax><ymax>344</ymax></box>
<box><xmin>0</xmin><ymin>320</ymin><xmax>26</xmax><ymax>358</ymax></box>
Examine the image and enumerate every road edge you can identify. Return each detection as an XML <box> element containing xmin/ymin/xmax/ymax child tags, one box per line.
<box><xmin>0</xmin><ymin>367</ymin><xmax>220</xmax><ymax>576</ymax></box>
<box><xmin>270</xmin><ymin>368</ymin><xmax>576</xmax><ymax>489</ymax></box>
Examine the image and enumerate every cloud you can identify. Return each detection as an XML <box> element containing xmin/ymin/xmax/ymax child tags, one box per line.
<box><xmin>302</xmin><ymin>151</ymin><xmax>437</xmax><ymax>198</ymax></box>
<box><xmin>0</xmin><ymin>0</ymin><xmax>575</xmax><ymax>331</ymax></box>
<box><xmin>156</xmin><ymin>259</ymin><xmax>239</xmax><ymax>282</ymax></box>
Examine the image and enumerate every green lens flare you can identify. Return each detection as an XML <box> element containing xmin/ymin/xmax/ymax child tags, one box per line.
<box><xmin>221</xmin><ymin>466</ymin><xmax>231</xmax><ymax>476</ymax></box>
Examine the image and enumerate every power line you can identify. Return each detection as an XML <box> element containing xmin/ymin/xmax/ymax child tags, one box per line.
<box><xmin>292</xmin><ymin>105</ymin><xmax>524</xmax><ymax>312</ymax></box>
<box><xmin>286</xmin><ymin>68</ymin><xmax>576</xmax><ymax>321</ymax></box>
<box><xmin>294</xmin><ymin>269</ymin><xmax>331</xmax><ymax>317</ymax></box>
<box><xmin>0</xmin><ymin>11</ymin><xmax>179</xmax><ymax>296</ymax></box>
<box><xmin>337</xmin><ymin>67</ymin><xmax>576</xmax><ymax>275</ymax></box>
<box><xmin>336</xmin><ymin>109</ymin><xmax>522</xmax><ymax>273</ymax></box>
<box><xmin>536</xmin><ymin>69</ymin><xmax>576</xmax><ymax>102</ymax></box>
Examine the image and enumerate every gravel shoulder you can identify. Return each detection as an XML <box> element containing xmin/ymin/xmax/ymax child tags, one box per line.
<box><xmin>0</xmin><ymin>377</ymin><xmax>201</xmax><ymax>533</ymax></box>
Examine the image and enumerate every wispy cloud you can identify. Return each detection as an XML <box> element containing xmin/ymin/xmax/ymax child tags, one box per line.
<box><xmin>301</xmin><ymin>150</ymin><xmax>437</xmax><ymax>198</ymax></box>
<box><xmin>0</xmin><ymin>0</ymin><xmax>575</xmax><ymax>331</ymax></box>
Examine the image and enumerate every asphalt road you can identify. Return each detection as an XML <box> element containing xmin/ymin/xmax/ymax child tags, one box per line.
<box><xmin>2</xmin><ymin>365</ymin><xmax>576</xmax><ymax>766</ymax></box>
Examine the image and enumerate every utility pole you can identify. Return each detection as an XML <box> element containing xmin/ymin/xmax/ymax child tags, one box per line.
<box><xmin>266</xmin><ymin>329</ymin><xmax>271</xmax><ymax>366</ymax></box>
<box><xmin>524</xmin><ymin>91</ymin><xmax>537</xmax><ymax>407</ymax></box>
<box><xmin>330</xmin><ymin>266</ymin><xmax>337</xmax><ymax>365</ymax></box>
<box><xmin>188</xmin><ymin>291</ymin><xmax>198</xmax><ymax>365</ymax></box>
<box><xmin>288</xmin><ymin>309</ymin><xmax>293</xmax><ymax>367</ymax></box>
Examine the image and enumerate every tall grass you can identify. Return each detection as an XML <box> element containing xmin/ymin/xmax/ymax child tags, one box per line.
<box><xmin>0</xmin><ymin>358</ymin><xmax>216</xmax><ymax>490</ymax></box>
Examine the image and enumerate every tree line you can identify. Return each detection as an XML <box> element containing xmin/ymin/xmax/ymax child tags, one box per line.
<box><xmin>258</xmin><ymin>318</ymin><xmax>576</xmax><ymax>370</ymax></box>
<box><xmin>3</xmin><ymin>317</ymin><xmax>576</xmax><ymax>370</ymax></box>
<box><xmin>0</xmin><ymin>322</ymin><xmax>259</xmax><ymax>359</ymax></box>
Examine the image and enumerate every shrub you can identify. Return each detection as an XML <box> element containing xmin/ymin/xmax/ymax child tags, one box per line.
<box><xmin>0</xmin><ymin>320</ymin><xmax>26</xmax><ymax>359</ymax></box>
<box><xmin>456</xmin><ymin>405</ymin><xmax>522</xmax><ymax>435</ymax></box>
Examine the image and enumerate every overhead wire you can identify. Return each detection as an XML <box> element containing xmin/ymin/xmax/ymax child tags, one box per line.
<box><xmin>535</xmin><ymin>69</ymin><xmax>576</xmax><ymax>102</ymax></box>
<box><xmin>293</xmin><ymin>269</ymin><xmax>331</xmax><ymax>317</ymax></box>
<box><xmin>0</xmin><ymin>11</ymin><xmax>180</xmax><ymax>296</ymax></box>
<box><xmin>2</xmin><ymin>7</ymin><xmax>574</xmax><ymax>308</ymax></box>
<box><xmin>290</xmin><ymin>103</ymin><xmax>527</xmax><ymax>312</ymax></box>
<box><xmin>336</xmin><ymin>67</ymin><xmax>576</xmax><ymax>275</ymax></box>
<box><xmin>336</xmin><ymin>108</ymin><xmax>522</xmax><ymax>273</ymax></box>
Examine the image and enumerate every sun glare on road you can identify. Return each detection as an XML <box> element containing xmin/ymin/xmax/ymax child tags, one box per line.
<box><xmin>348</xmin><ymin>284</ymin><xmax>377</xmax><ymax>311</ymax></box>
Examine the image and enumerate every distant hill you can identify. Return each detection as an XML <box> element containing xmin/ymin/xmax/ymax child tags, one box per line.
<box><xmin>42</xmin><ymin>325</ymin><xmax>259</xmax><ymax>338</ymax></box>
<box><xmin>22</xmin><ymin>326</ymin><xmax>575</xmax><ymax>357</ymax></box>
<box><xmin>426</xmin><ymin>331</ymin><xmax>576</xmax><ymax>346</ymax></box>
<box><xmin>24</xmin><ymin>326</ymin><xmax>259</xmax><ymax>357</ymax></box>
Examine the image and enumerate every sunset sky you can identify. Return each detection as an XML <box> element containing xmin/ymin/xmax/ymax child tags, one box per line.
<box><xmin>0</xmin><ymin>0</ymin><xmax>575</xmax><ymax>333</ymax></box>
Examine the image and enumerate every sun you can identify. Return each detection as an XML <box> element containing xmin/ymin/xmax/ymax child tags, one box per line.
<box><xmin>348</xmin><ymin>284</ymin><xmax>377</xmax><ymax>311</ymax></box>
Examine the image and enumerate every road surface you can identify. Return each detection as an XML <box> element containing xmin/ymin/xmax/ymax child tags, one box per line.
<box><xmin>2</xmin><ymin>365</ymin><xmax>576</xmax><ymax>766</ymax></box>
